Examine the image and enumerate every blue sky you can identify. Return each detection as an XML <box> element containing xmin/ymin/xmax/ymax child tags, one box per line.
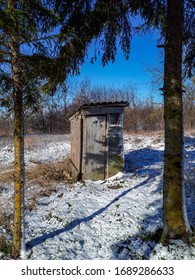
<box><xmin>69</xmin><ymin>29</ymin><xmax>163</xmax><ymax>102</ymax></box>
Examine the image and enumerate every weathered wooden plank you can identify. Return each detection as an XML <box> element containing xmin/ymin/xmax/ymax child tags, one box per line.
<box><xmin>82</xmin><ymin>115</ymin><xmax>107</xmax><ymax>180</ymax></box>
<box><xmin>81</xmin><ymin>107</ymin><xmax>124</xmax><ymax>116</ymax></box>
<box><xmin>63</xmin><ymin>159</ymin><xmax>80</xmax><ymax>182</ymax></box>
<box><xmin>70</xmin><ymin>116</ymin><xmax>81</xmax><ymax>171</ymax></box>
<box><xmin>108</xmin><ymin>126</ymin><xmax>124</xmax><ymax>177</ymax></box>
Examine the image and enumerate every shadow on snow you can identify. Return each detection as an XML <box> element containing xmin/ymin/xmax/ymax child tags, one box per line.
<box><xmin>27</xmin><ymin>144</ymin><xmax>195</xmax><ymax>258</ymax></box>
<box><xmin>26</xmin><ymin>179</ymin><xmax>161</xmax><ymax>251</ymax></box>
<box><xmin>111</xmin><ymin>188</ymin><xmax>163</xmax><ymax>259</ymax></box>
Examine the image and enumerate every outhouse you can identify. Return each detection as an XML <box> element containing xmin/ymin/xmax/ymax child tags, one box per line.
<box><xmin>68</xmin><ymin>101</ymin><xmax>128</xmax><ymax>181</ymax></box>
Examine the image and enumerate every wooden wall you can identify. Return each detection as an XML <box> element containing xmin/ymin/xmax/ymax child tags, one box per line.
<box><xmin>70</xmin><ymin>115</ymin><xmax>81</xmax><ymax>172</ymax></box>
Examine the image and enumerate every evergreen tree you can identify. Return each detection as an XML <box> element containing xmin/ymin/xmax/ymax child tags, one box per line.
<box><xmin>1</xmin><ymin>0</ymin><xmax>58</xmax><ymax>259</ymax></box>
<box><xmin>0</xmin><ymin>0</ymin><xmax>104</xmax><ymax>258</ymax></box>
<box><xmin>162</xmin><ymin>0</ymin><xmax>190</xmax><ymax>240</ymax></box>
<box><xmin>162</xmin><ymin>0</ymin><xmax>195</xmax><ymax>241</ymax></box>
<box><xmin>7</xmin><ymin>0</ymin><xmax>25</xmax><ymax>258</ymax></box>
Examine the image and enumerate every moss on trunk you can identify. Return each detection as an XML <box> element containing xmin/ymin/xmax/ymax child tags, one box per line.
<box><xmin>162</xmin><ymin>0</ymin><xmax>191</xmax><ymax>241</ymax></box>
<box><xmin>8</xmin><ymin>0</ymin><xmax>25</xmax><ymax>258</ymax></box>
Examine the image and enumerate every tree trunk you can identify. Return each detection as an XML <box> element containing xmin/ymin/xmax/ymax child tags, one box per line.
<box><xmin>8</xmin><ymin>0</ymin><xmax>25</xmax><ymax>258</ymax></box>
<box><xmin>162</xmin><ymin>0</ymin><xmax>191</xmax><ymax>241</ymax></box>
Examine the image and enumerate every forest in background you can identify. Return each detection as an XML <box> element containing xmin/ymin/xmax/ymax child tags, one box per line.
<box><xmin>0</xmin><ymin>78</ymin><xmax>195</xmax><ymax>135</ymax></box>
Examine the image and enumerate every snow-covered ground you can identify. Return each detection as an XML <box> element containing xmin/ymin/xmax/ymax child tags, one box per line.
<box><xmin>0</xmin><ymin>132</ymin><xmax>195</xmax><ymax>260</ymax></box>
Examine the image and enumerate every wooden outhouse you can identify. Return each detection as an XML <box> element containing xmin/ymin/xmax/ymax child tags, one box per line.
<box><xmin>68</xmin><ymin>101</ymin><xmax>128</xmax><ymax>181</ymax></box>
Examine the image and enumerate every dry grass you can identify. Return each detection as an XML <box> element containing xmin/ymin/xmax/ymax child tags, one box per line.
<box><xmin>0</xmin><ymin>210</ymin><xmax>12</xmax><ymax>234</ymax></box>
<box><xmin>0</xmin><ymin>134</ymin><xmax>72</xmax><ymax>256</ymax></box>
<box><xmin>185</xmin><ymin>129</ymin><xmax>195</xmax><ymax>137</ymax></box>
<box><xmin>0</xmin><ymin>210</ymin><xmax>13</xmax><ymax>257</ymax></box>
<box><xmin>0</xmin><ymin>159</ymin><xmax>70</xmax><ymax>211</ymax></box>
<box><xmin>124</xmin><ymin>130</ymin><xmax>164</xmax><ymax>137</ymax></box>
<box><xmin>24</xmin><ymin>136</ymin><xmax>38</xmax><ymax>151</ymax></box>
<box><xmin>0</xmin><ymin>168</ymin><xmax>14</xmax><ymax>183</ymax></box>
<box><xmin>0</xmin><ymin>235</ymin><xmax>12</xmax><ymax>256</ymax></box>
<box><xmin>26</xmin><ymin>160</ymin><xmax>70</xmax><ymax>210</ymax></box>
<box><xmin>24</xmin><ymin>134</ymin><xmax>70</xmax><ymax>151</ymax></box>
<box><xmin>0</xmin><ymin>159</ymin><xmax>68</xmax><ymax>185</ymax></box>
<box><xmin>26</xmin><ymin>160</ymin><xmax>68</xmax><ymax>186</ymax></box>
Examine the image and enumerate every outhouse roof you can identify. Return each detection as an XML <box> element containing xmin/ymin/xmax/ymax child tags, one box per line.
<box><xmin>68</xmin><ymin>101</ymin><xmax>129</xmax><ymax>119</ymax></box>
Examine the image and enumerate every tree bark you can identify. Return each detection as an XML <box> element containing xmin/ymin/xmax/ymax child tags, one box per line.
<box><xmin>8</xmin><ymin>0</ymin><xmax>25</xmax><ymax>258</ymax></box>
<box><xmin>162</xmin><ymin>0</ymin><xmax>191</xmax><ymax>241</ymax></box>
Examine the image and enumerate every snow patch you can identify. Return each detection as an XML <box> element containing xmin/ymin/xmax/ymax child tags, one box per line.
<box><xmin>1</xmin><ymin>133</ymin><xmax>195</xmax><ymax>259</ymax></box>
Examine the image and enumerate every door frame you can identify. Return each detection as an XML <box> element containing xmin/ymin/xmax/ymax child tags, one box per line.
<box><xmin>82</xmin><ymin>114</ymin><xmax>108</xmax><ymax>180</ymax></box>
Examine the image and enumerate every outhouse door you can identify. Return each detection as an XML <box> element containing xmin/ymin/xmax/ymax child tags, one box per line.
<box><xmin>82</xmin><ymin>115</ymin><xmax>107</xmax><ymax>180</ymax></box>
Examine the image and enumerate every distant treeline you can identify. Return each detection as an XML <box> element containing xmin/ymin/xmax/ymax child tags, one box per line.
<box><xmin>0</xmin><ymin>79</ymin><xmax>195</xmax><ymax>135</ymax></box>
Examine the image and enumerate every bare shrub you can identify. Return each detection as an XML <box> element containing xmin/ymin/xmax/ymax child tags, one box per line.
<box><xmin>0</xmin><ymin>169</ymin><xmax>14</xmax><ymax>184</ymax></box>
<box><xmin>27</xmin><ymin>159</ymin><xmax>69</xmax><ymax>184</ymax></box>
<box><xmin>0</xmin><ymin>210</ymin><xmax>12</xmax><ymax>234</ymax></box>
<box><xmin>0</xmin><ymin>235</ymin><xmax>12</xmax><ymax>256</ymax></box>
<box><xmin>0</xmin><ymin>209</ymin><xmax>13</xmax><ymax>258</ymax></box>
<box><xmin>124</xmin><ymin>104</ymin><xmax>164</xmax><ymax>133</ymax></box>
<box><xmin>0</xmin><ymin>159</ymin><xmax>68</xmax><ymax>185</ymax></box>
<box><xmin>0</xmin><ymin>159</ymin><xmax>70</xmax><ymax>212</ymax></box>
<box><xmin>0</xmin><ymin>117</ymin><xmax>13</xmax><ymax>137</ymax></box>
<box><xmin>24</xmin><ymin>136</ymin><xmax>38</xmax><ymax>151</ymax></box>
<box><xmin>25</xmin><ymin>159</ymin><xmax>71</xmax><ymax>210</ymax></box>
